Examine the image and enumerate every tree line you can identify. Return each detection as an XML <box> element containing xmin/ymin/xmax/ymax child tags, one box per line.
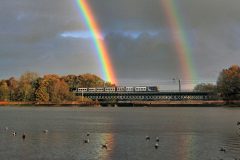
<box><xmin>194</xmin><ymin>65</ymin><xmax>240</xmax><ymax>100</ymax></box>
<box><xmin>0</xmin><ymin>73</ymin><xmax>113</xmax><ymax>103</ymax></box>
<box><xmin>0</xmin><ymin>65</ymin><xmax>239</xmax><ymax>102</ymax></box>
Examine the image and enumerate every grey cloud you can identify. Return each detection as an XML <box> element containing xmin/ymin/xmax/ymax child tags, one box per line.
<box><xmin>105</xmin><ymin>32</ymin><xmax>181</xmax><ymax>80</ymax></box>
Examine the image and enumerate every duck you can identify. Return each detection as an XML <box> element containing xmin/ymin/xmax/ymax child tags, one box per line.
<box><xmin>145</xmin><ymin>136</ymin><xmax>150</xmax><ymax>141</ymax></box>
<box><xmin>84</xmin><ymin>139</ymin><xmax>90</xmax><ymax>144</ymax></box>
<box><xmin>12</xmin><ymin>131</ymin><xmax>17</xmax><ymax>136</ymax></box>
<box><xmin>43</xmin><ymin>130</ymin><xmax>48</xmax><ymax>134</ymax></box>
<box><xmin>155</xmin><ymin>143</ymin><xmax>159</xmax><ymax>149</ymax></box>
<box><xmin>101</xmin><ymin>143</ymin><xmax>108</xmax><ymax>149</ymax></box>
<box><xmin>156</xmin><ymin>137</ymin><xmax>159</xmax><ymax>142</ymax></box>
<box><xmin>22</xmin><ymin>133</ymin><xmax>26</xmax><ymax>140</ymax></box>
<box><xmin>87</xmin><ymin>132</ymin><xmax>90</xmax><ymax>136</ymax></box>
<box><xmin>219</xmin><ymin>147</ymin><xmax>226</xmax><ymax>153</ymax></box>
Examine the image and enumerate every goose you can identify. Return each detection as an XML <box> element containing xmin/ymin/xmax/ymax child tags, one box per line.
<box><xmin>84</xmin><ymin>139</ymin><xmax>90</xmax><ymax>144</ymax></box>
<box><xmin>43</xmin><ymin>130</ymin><xmax>48</xmax><ymax>134</ymax></box>
<box><xmin>22</xmin><ymin>133</ymin><xmax>26</xmax><ymax>140</ymax></box>
<box><xmin>145</xmin><ymin>136</ymin><xmax>150</xmax><ymax>141</ymax></box>
<box><xmin>12</xmin><ymin>131</ymin><xmax>16</xmax><ymax>136</ymax></box>
<box><xmin>102</xmin><ymin>144</ymin><xmax>108</xmax><ymax>149</ymax></box>
<box><xmin>219</xmin><ymin>147</ymin><xmax>226</xmax><ymax>153</ymax></box>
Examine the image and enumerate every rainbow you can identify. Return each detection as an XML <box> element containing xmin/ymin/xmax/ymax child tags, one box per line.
<box><xmin>160</xmin><ymin>0</ymin><xmax>197</xmax><ymax>86</ymax></box>
<box><xmin>75</xmin><ymin>0</ymin><xmax>117</xmax><ymax>84</ymax></box>
<box><xmin>178</xmin><ymin>135</ymin><xmax>196</xmax><ymax>160</ymax></box>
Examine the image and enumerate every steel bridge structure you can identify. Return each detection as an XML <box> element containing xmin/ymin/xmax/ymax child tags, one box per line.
<box><xmin>76</xmin><ymin>91</ymin><xmax>216</xmax><ymax>102</ymax></box>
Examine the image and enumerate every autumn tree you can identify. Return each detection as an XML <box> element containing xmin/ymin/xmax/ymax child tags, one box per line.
<box><xmin>17</xmin><ymin>72</ymin><xmax>39</xmax><ymax>101</ymax></box>
<box><xmin>54</xmin><ymin>79</ymin><xmax>75</xmax><ymax>102</ymax></box>
<box><xmin>42</xmin><ymin>74</ymin><xmax>75</xmax><ymax>103</ymax></box>
<box><xmin>0</xmin><ymin>81</ymin><xmax>10</xmax><ymax>101</ymax></box>
<box><xmin>81</xmin><ymin>74</ymin><xmax>114</xmax><ymax>87</ymax></box>
<box><xmin>0</xmin><ymin>72</ymin><xmax>114</xmax><ymax>103</ymax></box>
<box><xmin>80</xmin><ymin>74</ymin><xmax>101</xmax><ymax>87</ymax></box>
<box><xmin>62</xmin><ymin>75</ymin><xmax>84</xmax><ymax>91</ymax></box>
<box><xmin>6</xmin><ymin>77</ymin><xmax>18</xmax><ymax>101</ymax></box>
<box><xmin>194</xmin><ymin>83</ymin><xmax>217</xmax><ymax>92</ymax></box>
<box><xmin>35</xmin><ymin>79</ymin><xmax>49</xmax><ymax>102</ymax></box>
<box><xmin>217</xmin><ymin>65</ymin><xmax>240</xmax><ymax>100</ymax></box>
<box><xmin>62</xmin><ymin>74</ymin><xmax>115</xmax><ymax>90</ymax></box>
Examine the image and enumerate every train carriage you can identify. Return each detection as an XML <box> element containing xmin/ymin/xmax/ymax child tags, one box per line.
<box><xmin>105</xmin><ymin>87</ymin><xmax>116</xmax><ymax>92</ymax></box>
<box><xmin>88</xmin><ymin>88</ymin><xmax>96</xmax><ymax>92</ymax></box>
<box><xmin>78</xmin><ymin>88</ymin><xmax>87</xmax><ymax>92</ymax></box>
<box><xmin>147</xmin><ymin>86</ymin><xmax>159</xmax><ymax>92</ymax></box>
<box><xmin>135</xmin><ymin>87</ymin><xmax>147</xmax><ymax>92</ymax></box>
<box><xmin>96</xmin><ymin>88</ymin><xmax>104</xmax><ymax>92</ymax></box>
<box><xmin>76</xmin><ymin>86</ymin><xmax>159</xmax><ymax>93</ymax></box>
<box><xmin>126</xmin><ymin>87</ymin><xmax>134</xmax><ymax>92</ymax></box>
<box><xmin>117</xmin><ymin>86</ymin><xmax>126</xmax><ymax>92</ymax></box>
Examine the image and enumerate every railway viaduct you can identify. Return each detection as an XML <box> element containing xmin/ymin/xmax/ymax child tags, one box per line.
<box><xmin>75</xmin><ymin>91</ymin><xmax>218</xmax><ymax>106</ymax></box>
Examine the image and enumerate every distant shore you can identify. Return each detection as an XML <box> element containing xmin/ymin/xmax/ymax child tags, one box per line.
<box><xmin>0</xmin><ymin>100</ymin><xmax>239</xmax><ymax>107</ymax></box>
<box><xmin>0</xmin><ymin>101</ymin><xmax>100</xmax><ymax>107</ymax></box>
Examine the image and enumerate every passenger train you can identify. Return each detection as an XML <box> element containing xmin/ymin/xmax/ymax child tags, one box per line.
<box><xmin>77</xmin><ymin>86</ymin><xmax>159</xmax><ymax>93</ymax></box>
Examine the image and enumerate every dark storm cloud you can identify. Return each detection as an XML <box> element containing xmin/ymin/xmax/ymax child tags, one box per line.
<box><xmin>88</xmin><ymin>0</ymin><xmax>165</xmax><ymax>31</ymax></box>
<box><xmin>105</xmin><ymin>32</ymin><xmax>180</xmax><ymax>79</ymax></box>
<box><xmin>0</xmin><ymin>0</ymin><xmax>239</xmax><ymax>88</ymax></box>
<box><xmin>0</xmin><ymin>0</ymin><xmax>81</xmax><ymax>43</ymax></box>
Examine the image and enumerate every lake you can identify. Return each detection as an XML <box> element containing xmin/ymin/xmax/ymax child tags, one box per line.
<box><xmin>0</xmin><ymin>106</ymin><xmax>239</xmax><ymax>160</ymax></box>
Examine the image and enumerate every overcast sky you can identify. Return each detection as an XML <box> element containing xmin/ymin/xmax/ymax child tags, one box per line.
<box><xmin>0</xmin><ymin>0</ymin><xmax>239</xmax><ymax>88</ymax></box>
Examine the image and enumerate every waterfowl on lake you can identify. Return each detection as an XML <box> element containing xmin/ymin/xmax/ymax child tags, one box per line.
<box><xmin>219</xmin><ymin>147</ymin><xmax>226</xmax><ymax>153</ymax></box>
<box><xmin>145</xmin><ymin>136</ymin><xmax>150</xmax><ymax>141</ymax></box>
<box><xmin>101</xmin><ymin>144</ymin><xmax>108</xmax><ymax>149</ymax></box>
<box><xmin>156</xmin><ymin>137</ymin><xmax>159</xmax><ymax>142</ymax></box>
<box><xmin>155</xmin><ymin>143</ymin><xmax>159</xmax><ymax>149</ymax></box>
<box><xmin>12</xmin><ymin>131</ymin><xmax>16</xmax><ymax>136</ymax></box>
<box><xmin>43</xmin><ymin>130</ymin><xmax>48</xmax><ymax>134</ymax></box>
<box><xmin>22</xmin><ymin>133</ymin><xmax>26</xmax><ymax>140</ymax></box>
<box><xmin>84</xmin><ymin>139</ymin><xmax>90</xmax><ymax>144</ymax></box>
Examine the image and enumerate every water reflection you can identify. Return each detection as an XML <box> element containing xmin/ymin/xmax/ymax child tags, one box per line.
<box><xmin>0</xmin><ymin>107</ymin><xmax>240</xmax><ymax>160</ymax></box>
<box><xmin>95</xmin><ymin>133</ymin><xmax>115</xmax><ymax>160</ymax></box>
<box><xmin>176</xmin><ymin>134</ymin><xmax>196</xmax><ymax>160</ymax></box>
<box><xmin>222</xmin><ymin>133</ymin><xmax>240</xmax><ymax>159</ymax></box>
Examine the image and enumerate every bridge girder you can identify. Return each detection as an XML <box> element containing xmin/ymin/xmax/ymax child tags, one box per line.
<box><xmin>76</xmin><ymin>92</ymin><xmax>215</xmax><ymax>102</ymax></box>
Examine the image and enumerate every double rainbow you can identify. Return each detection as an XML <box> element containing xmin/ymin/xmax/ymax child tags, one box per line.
<box><xmin>76</xmin><ymin>0</ymin><xmax>196</xmax><ymax>86</ymax></box>
<box><xmin>75</xmin><ymin>0</ymin><xmax>117</xmax><ymax>84</ymax></box>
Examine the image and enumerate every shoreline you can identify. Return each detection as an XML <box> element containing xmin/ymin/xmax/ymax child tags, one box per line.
<box><xmin>0</xmin><ymin>101</ymin><xmax>100</xmax><ymax>107</ymax></box>
<box><xmin>0</xmin><ymin>100</ymin><xmax>239</xmax><ymax>107</ymax></box>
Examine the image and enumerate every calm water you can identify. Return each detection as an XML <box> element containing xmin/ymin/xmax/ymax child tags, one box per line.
<box><xmin>0</xmin><ymin>106</ymin><xmax>240</xmax><ymax>160</ymax></box>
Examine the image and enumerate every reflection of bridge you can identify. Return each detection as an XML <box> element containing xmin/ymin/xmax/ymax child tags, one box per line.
<box><xmin>76</xmin><ymin>91</ymin><xmax>216</xmax><ymax>104</ymax></box>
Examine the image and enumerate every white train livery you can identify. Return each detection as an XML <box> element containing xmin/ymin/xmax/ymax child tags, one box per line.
<box><xmin>77</xmin><ymin>86</ymin><xmax>159</xmax><ymax>93</ymax></box>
